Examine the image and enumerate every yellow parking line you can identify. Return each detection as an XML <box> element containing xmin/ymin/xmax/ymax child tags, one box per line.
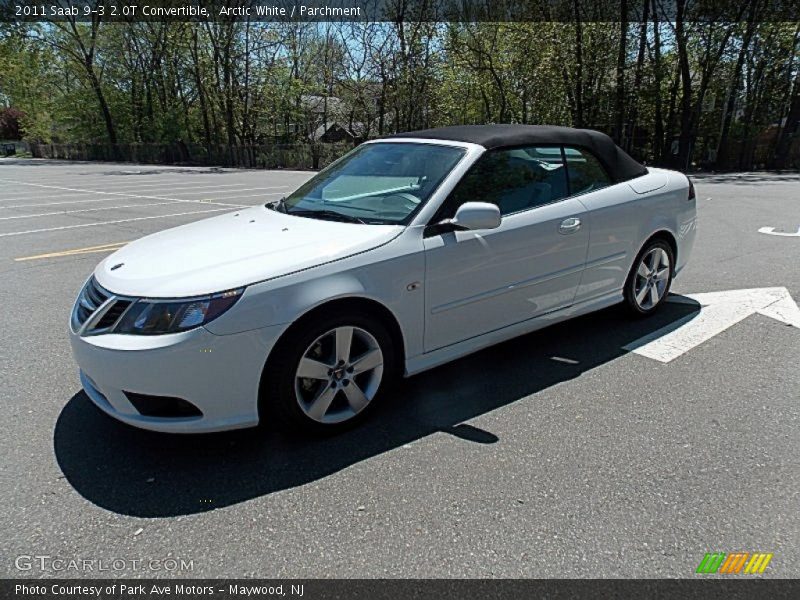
<box><xmin>14</xmin><ymin>242</ymin><xmax>128</xmax><ymax>262</ymax></box>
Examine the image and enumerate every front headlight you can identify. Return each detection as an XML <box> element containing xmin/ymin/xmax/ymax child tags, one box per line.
<box><xmin>114</xmin><ymin>288</ymin><xmax>244</xmax><ymax>335</ymax></box>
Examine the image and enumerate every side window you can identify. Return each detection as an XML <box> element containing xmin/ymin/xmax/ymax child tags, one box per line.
<box><xmin>436</xmin><ymin>146</ymin><xmax>569</xmax><ymax>219</ymax></box>
<box><xmin>564</xmin><ymin>147</ymin><xmax>612</xmax><ymax>195</ymax></box>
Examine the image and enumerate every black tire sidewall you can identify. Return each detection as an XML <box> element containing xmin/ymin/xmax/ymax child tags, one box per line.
<box><xmin>260</xmin><ymin>311</ymin><xmax>398</xmax><ymax>434</ymax></box>
<box><xmin>624</xmin><ymin>240</ymin><xmax>675</xmax><ymax>316</ymax></box>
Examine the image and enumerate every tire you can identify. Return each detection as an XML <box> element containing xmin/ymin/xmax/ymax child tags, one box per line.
<box><xmin>260</xmin><ymin>310</ymin><xmax>398</xmax><ymax>435</ymax></box>
<box><xmin>623</xmin><ymin>239</ymin><xmax>675</xmax><ymax>316</ymax></box>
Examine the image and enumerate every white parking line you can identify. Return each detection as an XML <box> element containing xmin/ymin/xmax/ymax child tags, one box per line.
<box><xmin>0</xmin><ymin>202</ymin><xmax>179</xmax><ymax>220</ymax></box>
<box><xmin>214</xmin><ymin>192</ymin><xmax>288</xmax><ymax>201</ymax></box>
<box><xmin>76</xmin><ymin>181</ymin><xmax>271</xmax><ymax>193</ymax></box>
<box><xmin>2</xmin><ymin>196</ymin><xmax>172</xmax><ymax>209</ymax></box>
<box><xmin>0</xmin><ymin>195</ymin><xmax>250</xmax><ymax>209</ymax></box>
<box><xmin>0</xmin><ymin>181</ymin><xmax>260</xmax><ymax>200</ymax></box>
<box><xmin>0</xmin><ymin>179</ymin><xmax>261</xmax><ymax>209</ymax></box>
<box><xmin>1</xmin><ymin>192</ymin><xmax>114</xmax><ymax>202</ymax></box>
<box><xmin>166</xmin><ymin>186</ymin><xmax>287</xmax><ymax>196</ymax></box>
<box><xmin>46</xmin><ymin>180</ymin><xmax>245</xmax><ymax>190</ymax></box>
<box><xmin>0</xmin><ymin>207</ymin><xmax>234</xmax><ymax>237</ymax></box>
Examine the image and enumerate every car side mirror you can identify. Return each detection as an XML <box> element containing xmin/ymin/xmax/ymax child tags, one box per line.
<box><xmin>448</xmin><ymin>202</ymin><xmax>502</xmax><ymax>231</ymax></box>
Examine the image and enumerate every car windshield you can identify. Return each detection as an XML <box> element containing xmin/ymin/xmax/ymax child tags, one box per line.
<box><xmin>277</xmin><ymin>142</ymin><xmax>466</xmax><ymax>224</ymax></box>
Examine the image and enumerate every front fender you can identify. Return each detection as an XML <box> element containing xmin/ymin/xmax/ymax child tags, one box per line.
<box><xmin>206</xmin><ymin>271</ymin><xmax>368</xmax><ymax>335</ymax></box>
<box><xmin>204</xmin><ymin>247</ymin><xmax>426</xmax><ymax>360</ymax></box>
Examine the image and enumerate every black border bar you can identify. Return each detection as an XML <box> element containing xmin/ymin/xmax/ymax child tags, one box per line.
<box><xmin>2</xmin><ymin>0</ymin><xmax>800</xmax><ymax>23</ymax></box>
<box><xmin>4</xmin><ymin>579</ymin><xmax>800</xmax><ymax>600</ymax></box>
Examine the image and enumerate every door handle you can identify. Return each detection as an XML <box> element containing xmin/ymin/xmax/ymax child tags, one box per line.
<box><xmin>559</xmin><ymin>217</ymin><xmax>581</xmax><ymax>234</ymax></box>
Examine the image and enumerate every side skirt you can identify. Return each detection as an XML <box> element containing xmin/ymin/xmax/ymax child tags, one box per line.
<box><xmin>404</xmin><ymin>290</ymin><xmax>623</xmax><ymax>377</ymax></box>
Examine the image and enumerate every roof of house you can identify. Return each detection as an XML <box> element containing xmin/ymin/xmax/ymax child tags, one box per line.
<box><xmin>310</xmin><ymin>121</ymin><xmax>347</xmax><ymax>141</ymax></box>
<box><xmin>388</xmin><ymin>124</ymin><xmax>648</xmax><ymax>182</ymax></box>
<box><xmin>301</xmin><ymin>95</ymin><xmax>344</xmax><ymax>114</ymax></box>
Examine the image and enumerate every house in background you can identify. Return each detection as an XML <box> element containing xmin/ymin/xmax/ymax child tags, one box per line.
<box><xmin>302</xmin><ymin>95</ymin><xmax>371</xmax><ymax>143</ymax></box>
<box><xmin>309</xmin><ymin>120</ymin><xmax>370</xmax><ymax>143</ymax></box>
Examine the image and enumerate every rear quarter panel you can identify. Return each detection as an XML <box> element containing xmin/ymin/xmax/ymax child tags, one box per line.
<box><xmin>575</xmin><ymin>168</ymin><xmax>693</xmax><ymax>302</ymax></box>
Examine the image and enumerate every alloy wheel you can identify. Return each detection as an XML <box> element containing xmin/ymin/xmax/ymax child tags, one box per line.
<box><xmin>294</xmin><ymin>326</ymin><xmax>384</xmax><ymax>424</ymax></box>
<box><xmin>633</xmin><ymin>247</ymin><xmax>671</xmax><ymax>310</ymax></box>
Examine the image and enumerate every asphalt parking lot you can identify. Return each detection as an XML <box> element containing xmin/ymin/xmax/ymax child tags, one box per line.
<box><xmin>1</xmin><ymin>160</ymin><xmax>798</xmax><ymax>578</ymax></box>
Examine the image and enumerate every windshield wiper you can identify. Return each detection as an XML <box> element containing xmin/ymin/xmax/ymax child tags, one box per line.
<box><xmin>266</xmin><ymin>197</ymin><xmax>288</xmax><ymax>213</ymax></box>
<box><xmin>287</xmin><ymin>209</ymin><xmax>368</xmax><ymax>225</ymax></box>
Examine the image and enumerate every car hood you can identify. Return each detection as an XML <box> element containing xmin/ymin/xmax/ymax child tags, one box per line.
<box><xmin>94</xmin><ymin>206</ymin><xmax>403</xmax><ymax>297</ymax></box>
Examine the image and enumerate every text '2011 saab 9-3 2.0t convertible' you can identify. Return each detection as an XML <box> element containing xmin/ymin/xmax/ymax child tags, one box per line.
<box><xmin>70</xmin><ymin>125</ymin><xmax>696</xmax><ymax>434</ymax></box>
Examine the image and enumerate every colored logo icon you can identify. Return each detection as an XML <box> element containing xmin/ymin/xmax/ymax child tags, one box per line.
<box><xmin>696</xmin><ymin>552</ymin><xmax>773</xmax><ymax>574</ymax></box>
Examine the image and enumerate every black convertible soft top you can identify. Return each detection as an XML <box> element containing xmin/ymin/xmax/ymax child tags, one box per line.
<box><xmin>389</xmin><ymin>124</ymin><xmax>648</xmax><ymax>183</ymax></box>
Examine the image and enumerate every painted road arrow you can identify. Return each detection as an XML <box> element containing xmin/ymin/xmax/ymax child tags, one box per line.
<box><xmin>624</xmin><ymin>287</ymin><xmax>800</xmax><ymax>363</ymax></box>
<box><xmin>759</xmin><ymin>225</ymin><xmax>800</xmax><ymax>237</ymax></box>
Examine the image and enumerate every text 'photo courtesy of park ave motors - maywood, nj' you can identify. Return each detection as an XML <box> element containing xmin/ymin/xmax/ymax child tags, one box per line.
<box><xmin>14</xmin><ymin>583</ymin><xmax>304</xmax><ymax>597</ymax></box>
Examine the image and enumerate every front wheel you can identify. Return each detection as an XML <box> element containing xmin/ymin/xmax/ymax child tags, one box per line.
<box><xmin>261</xmin><ymin>312</ymin><xmax>397</xmax><ymax>434</ymax></box>
<box><xmin>624</xmin><ymin>240</ymin><xmax>674</xmax><ymax>316</ymax></box>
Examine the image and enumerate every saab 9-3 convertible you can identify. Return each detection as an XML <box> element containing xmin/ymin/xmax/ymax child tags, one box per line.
<box><xmin>70</xmin><ymin>125</ymin><xmax>696</xmax><ymax>434</ymax></box>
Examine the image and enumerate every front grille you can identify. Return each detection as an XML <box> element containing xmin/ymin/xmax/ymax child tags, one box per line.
<box><xmin>73</xmin><ymin>277</ymin><xmax>132</xmax><ymax>335</ymax></box>
<box><xmin>74</xmin><ymin>277</ymin><xmax>111</xmax><ymax>327</ymax></box>
<box><xmin>95</xmin><ymin>299</ymin><xmax>132</xmax><ymax>330</ymax></box>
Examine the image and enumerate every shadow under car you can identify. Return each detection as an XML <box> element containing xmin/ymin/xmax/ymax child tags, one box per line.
<box><xmin>54</xmin><ymin>296</ymin><xmax>700</xmax><ymax>517</ymax></box>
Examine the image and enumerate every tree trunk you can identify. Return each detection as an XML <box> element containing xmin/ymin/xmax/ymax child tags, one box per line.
<box><xmin>716</xmin><ymin>14</ymin><xmax>757</xmax><ymax>170</ymax></box>
<box><xmin>662</xmin><ymin>65</ymin><xmax>681</xmax><ymax>164</ymax></box>
<box><xmin>625</xmin><ymin>0</ymin><xmax>650</xmax><ymax>154</ymax></box>
<box><xmin>82</xmin><ymin>57</ymin><xmax>117</xmax><ymax>145</ymax></box>
<box><xmin>572</xmin><ymin>0</ymin><xmax>584</xmax><ymax>127</ymax></box>
<box><xmin>773</xmin><ymin>27</ymin><xmax>800</xmax><ymax>169</ymax></box>
<box><xmin>651</xmin><ymin>0</ymin><xmax>664</xmax><ymax>162</ymax></box>
<box><xmin>675</xmin><ymin>0</ymin><xmax>694</xmax><ymax>170</ymax></box>
<box><xmin>192</xmin><ymin>30</ymin><xmax>213</xmax><ymax>155</ymax></box>
<box><xmin>774</xmin><ymin>73</ymin><xmax>800</xmax><ymax>169</ymax></box>
<box><xmin>613</xmin><ymin>0</ymin><xmax>628</xmax><ymax>145</ymax></box>
<box><xmin>60</xmin><ymin>16</ymin><xmax>118</xmax><ymax>145</ymax></box>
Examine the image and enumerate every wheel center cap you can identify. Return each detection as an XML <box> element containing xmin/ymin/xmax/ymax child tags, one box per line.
<box><xmin>332</xmin><ymin>366</ymin><xmax>346</xmax><ymax>380</ymax></box>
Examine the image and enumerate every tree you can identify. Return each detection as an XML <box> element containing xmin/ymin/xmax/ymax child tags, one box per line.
<box><xmin>0</xmin><ymin>106</ymin><xmax>24</xmax><ymax>139</ymax></box>
<box><xmin>2</xmin><ymin>8</ymin><xmax>797</xmax><ymax>171</ymax></box>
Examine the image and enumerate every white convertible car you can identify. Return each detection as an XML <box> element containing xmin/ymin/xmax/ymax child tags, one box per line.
<box><xmin>70</xmin><ymin>125</ymin><xmax>696</xmax><ymax>434</ymax></box>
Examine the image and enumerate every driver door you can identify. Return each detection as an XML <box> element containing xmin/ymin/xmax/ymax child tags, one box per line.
<box><xmin>422</xmin><ymin>146</ymin><xmax>590</xmax><ymax>352</ymax></box>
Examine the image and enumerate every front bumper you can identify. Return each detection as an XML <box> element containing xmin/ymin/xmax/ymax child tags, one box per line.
<box><xmin>69</xmin><ymin>324</ymin><xmax>285</xmax><ymax>433</ymax></box>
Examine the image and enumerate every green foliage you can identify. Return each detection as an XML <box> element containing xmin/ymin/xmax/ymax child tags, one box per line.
<box><xmin>0</xmin><ymin>17</ymin><xmax>797</xmax><ymax>169</ymax></box>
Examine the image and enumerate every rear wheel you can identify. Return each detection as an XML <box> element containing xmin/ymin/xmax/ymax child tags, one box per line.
<box><xmin>624</xmin><ymin>240</ymin><xmax>674</xmax><ymax>316</ymax></box>
<box><xmin>261</xmin><ymin>312</ymin><xmax>397</xmax><ymax>434</ymax></box>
